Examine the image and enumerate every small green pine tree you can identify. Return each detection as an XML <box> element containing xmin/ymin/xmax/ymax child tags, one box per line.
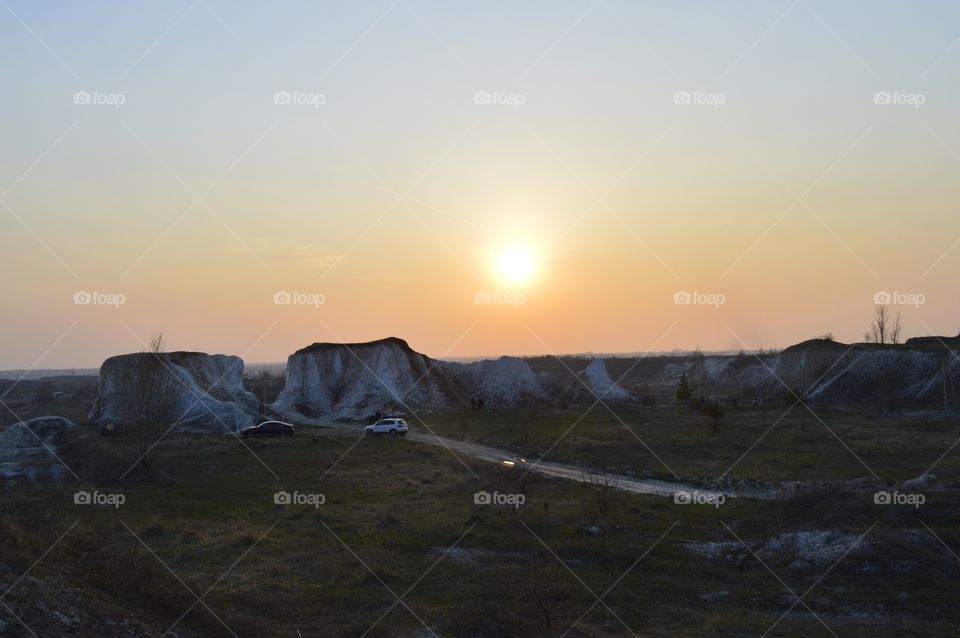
<box><xmin>676</xmin><ymin>375</ymin><xmax>692</xmax><ymax>401</ymax></box>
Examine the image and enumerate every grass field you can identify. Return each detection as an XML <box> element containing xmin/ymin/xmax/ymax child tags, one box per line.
<box><xmin>421</xmin><ymin>405</ymin><xmax>960</xmax><ymax>484</ymax></box>
<box><xmin>2</xmin><ymin>407</ymin><xmax>960</xmax><ymax>636</ymax></box>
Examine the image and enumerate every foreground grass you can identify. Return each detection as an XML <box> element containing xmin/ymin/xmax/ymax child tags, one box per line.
<box><xmin>421</xmin><ymin>405</ymin><xmax>960</xmax><ymax>483</ymax></box>
<box><xmin>1</xmin><ymin>418</ymin><xmax>959</xmax><ymax>636</ymax></box>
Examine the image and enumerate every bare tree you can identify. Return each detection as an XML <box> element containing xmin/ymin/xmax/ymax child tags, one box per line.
<box><xmin>119</xmin><ymin>354</ymin><xmax>180</xmax><ymax>471</ymax></box>
<box><xmin>864</xmin><ymin>305</ymin><xmax>894</xmax><ymax>344</ymax></box>
<box><xmin>891</xmin><ymin>312</ymin><xmax>904</xmax><ymax>345</ymax></box>
<box><xmin>149</xmin><ymin>330</ymin><xmax>167</xmax><ymax>354</ymax></box>
<box><xmin>584</xmin><ymin>470</ymin><xmax>618</xmax><ymax>517</ymax></box>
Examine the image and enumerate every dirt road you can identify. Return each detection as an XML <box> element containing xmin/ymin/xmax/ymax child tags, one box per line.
<box><xmin>317</xmin><ymin>423</ymin><xmax>719</xmax><ymax>498</ymax></box>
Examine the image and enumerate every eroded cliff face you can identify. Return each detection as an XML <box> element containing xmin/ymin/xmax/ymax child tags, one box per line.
<box><xmin>656</xmin><ymin>339</ymin><xmax>960</xmax><ymax>409</ymax></box>
<box><xmin>271</xmin><ymin>338</ymin><xmax>557</xmax><ymax>419</ymax></box>
<box><xmin>459</xmin><ymin>356</ymin><xmax>550</xmax><ymax>407</ymax></box>
<box><xmin>86</xmin><ymin>336</ymin><xmax>960</xmax><ymax>433</ymax></box>
<box><xmin>90</xmin><ymin>352</ymin><xmax>260</xmax><ymax>432</ymax></box>
<box><xmin>272</xmin><ymin>338</ymin><xmax>459</xmax><ymax>419</ymax></box>
<box><xmin>580</xmin><ymin>358</ymin><xmax>632</xmax><ymax>400</ymax></box>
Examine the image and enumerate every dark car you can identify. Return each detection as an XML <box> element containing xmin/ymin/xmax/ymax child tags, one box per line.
<box><xmin>241</xmin><ymin>421</ymin><xmax>294</xmax><ymax>439</ymax></box>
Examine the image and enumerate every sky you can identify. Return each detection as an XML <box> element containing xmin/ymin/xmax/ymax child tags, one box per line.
<box><xmin>1</xmin><ymin>0</ymin><xmax>960</xmax><ymax>368</ymax></box>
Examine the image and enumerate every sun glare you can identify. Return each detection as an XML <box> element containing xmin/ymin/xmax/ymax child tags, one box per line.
<box><xmin>495</xmin><ymin>245</ymin><xmax>537</xmax><ymax>286</ymax></box>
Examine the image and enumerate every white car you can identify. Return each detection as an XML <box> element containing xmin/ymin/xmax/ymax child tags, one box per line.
<box><xmin>364</xmin><ymin>418</ymin><xmax>409</xmax><ymax>437</ymax></box>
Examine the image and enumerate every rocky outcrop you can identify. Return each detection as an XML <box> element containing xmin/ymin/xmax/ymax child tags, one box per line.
<box><xmin>90</xmin><ymin>352</ymin><xmax>260</xmax><ymax>432</ymax></box>
<box><xmin>272</xmin><ymin>338</ymin><xmax>465</xmax><ymax>419</ymax></box>
<box><xmin>272</xmin><ymin>338</ymin><xmax>552</xmax><ymax>419</ymax></box>
<box><xmin>579</xmin><ymin>358</ymin><xmax>631</xmax><ymax>400</ymax></box>
<box><xmin>641</xmin><ymin>339</ymin><xmax>960</xmax><ymax>409</ymax></box>
<box><xmin>460</xmin><ymin>356</ymin><xmax>550</xmax><ymax>406</ymax></box>
<box><xmin>0</xmin><ymin>416</ymin><xmax>77</xmax><ymax>486</ymax></box>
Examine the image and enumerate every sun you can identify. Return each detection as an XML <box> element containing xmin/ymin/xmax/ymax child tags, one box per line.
<box><xmin>495</xmin><ymin>245</ymin><xmax>537</xmax><ymax>286</ymax></box>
